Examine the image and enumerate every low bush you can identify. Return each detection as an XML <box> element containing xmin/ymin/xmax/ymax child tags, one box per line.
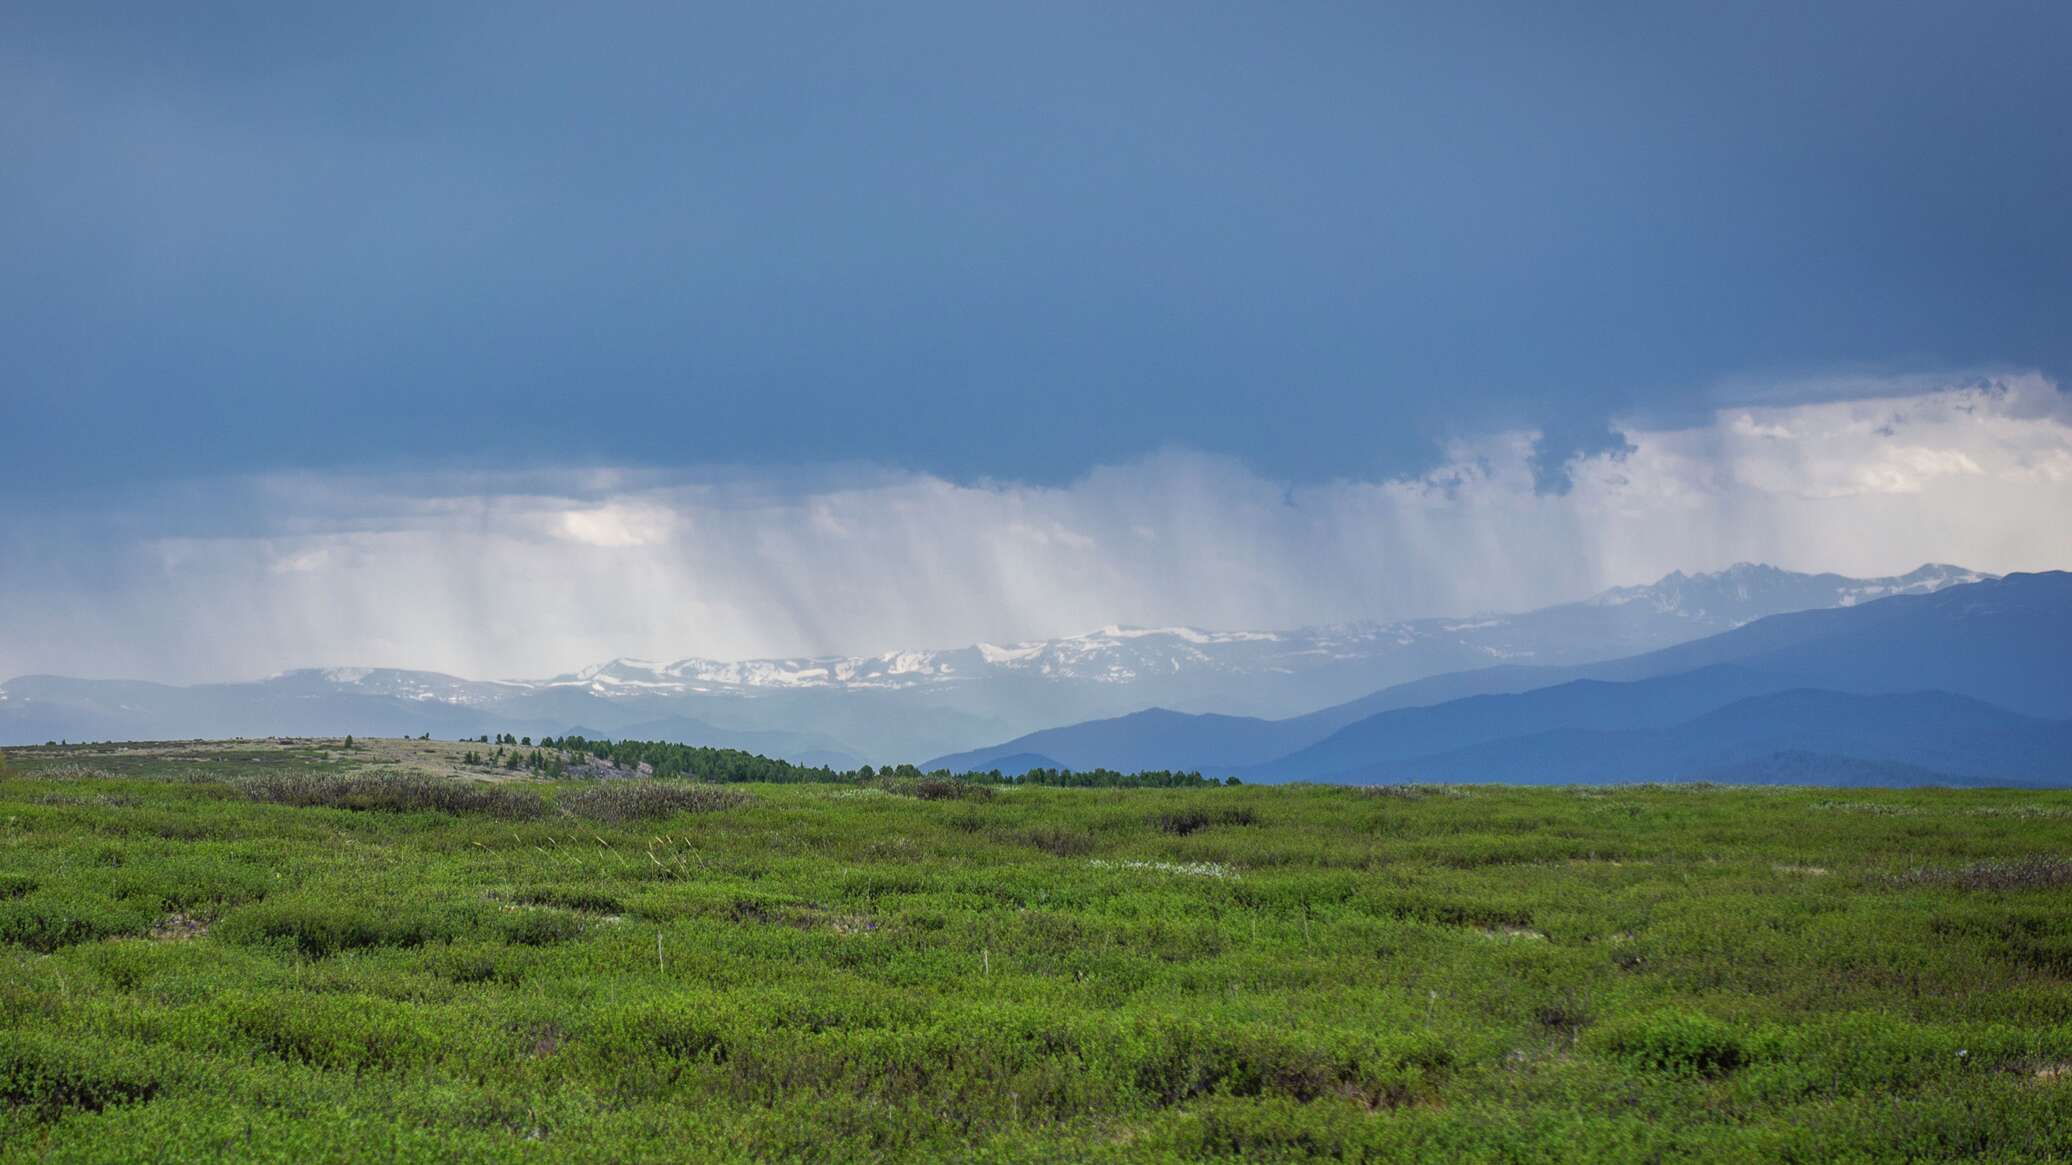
<box><xmin>588</xmin><ymin>997</ymin><xmax>734</xmax><ymax>1067</ymax></box>
<box><xmin>221</xmin><ymin>995</ymin><xmax>439</xmax><ymax>1072</ymax></box>
<box><xmin>912</xmin><ymin>778</ymin><xmax>994</xmax><ymax>801</ymax></box>
<box><xmin>1119</xmin><ymin>1021</ymin><xmax>1446</xmax><ymax>1107</ymax></box>
<box><xmin>28</xmin><ymin>764</ymin><xmax>120</xmax><ymax>782</ymax></box>
<box><xmin>424</xmin><ymin>941</ymin><xmax>520</xmax><ymax>986</ymax></box>
<box><xmin>0</xmin><ymin>890</ymin><xmax>156</xmax><ymax>952</ymax></box>
<box><xmin>558</xmin><ymin>782</ymin><xmax>750</xmax><ymax>823</ymax></box>
<box><xmin>0</xmin><ymin>1034</ymin><xmax>161</xmax><ymax>1121</ymax></box>
<box><xmin>1884</xmin><ymin>855</ymin><xmax>2072</xmax><ymax>891</ymax></box>
<box><xmin>495</xmin><ymin>909</ymin><xmax>586</xmax><ymax>946</ymax></box>
<box><xmin>241</xmin><ymin>773</ymin><xmax>545</xmax><ymax>819</ymax></box>
<box><xmin>510</xmin><ymin>886</ymin><xmax>625</xmax><ymax>914</ymax></box>
<box><xmin>1600</xmin><ymin>1010</ymin><xmax>1748</xmax><ymax>1076</ymax></box>
<box><xmin>1023</xmin><ymin>825</ymin><xmax>1098</xmax><ymax>857</ymax></box>
<box><xmin>1150</xmin><ymin>807</ymin><xmax>1259</xmax><ymax>835</ymax></box>
<box><xmin>216</xmin><ymin>896</ymin><xmax>471</xmax><ymax>958</ymax></box>
<box><xmin>110</xmin><ymin>853</ymin><xmax>272</xmax><ymax>913</ymax></box>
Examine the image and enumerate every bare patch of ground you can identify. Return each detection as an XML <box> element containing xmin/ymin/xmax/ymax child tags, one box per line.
<box><xmin>149</xmin><ymin>913</ymin><xmax>210</xmax><ymax>941</ymax></box>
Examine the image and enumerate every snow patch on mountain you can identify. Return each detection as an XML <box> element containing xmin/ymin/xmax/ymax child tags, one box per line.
<box><xmin>4</xmin><ymin>565</ymin><xmax>2000</xmax><ymax>751</ymax></box>
<box><xmin>977</xmin><ymin>642</ymin><xmax>1045</xmax><ymax>664</ymax></box>
<box><xmin>494</xmin><ymin>563</ymin><xmax>1990</xmax><ymax>701</ymax></box>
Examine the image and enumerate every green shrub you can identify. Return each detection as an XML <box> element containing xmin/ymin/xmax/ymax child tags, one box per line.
<box><xmin>1150</xmin><ymin>806</ymin><xmax>1258</xmax><ymax>835</ymax></box>
<box><xmin>1023</xmin><ymin>825</ymin><xmax>1098</xmax><ymax>857</ymax></box>
<box><xmin>1601</xmin><ymin>1010</ymin><xmax>1748</xmax><ymax>1076</ymax></box>
<box><xmin>217</xmin><ymin>896</ymin><xmax>470</xmax><ymax>957</ymax></box>
<box><xmin>222</xmin><ymin>995</ymin><xmax>438</xmax><ymax>1071</ymax></box>
<box><xmin>1116</xmin><ymin>1020</ymin><xmax>1445</xmax><ymax>1107</ymax></box>
<box><xmin>912</xmin><ymin>779</ymin><xmax>993</xmax><ymax>802</ymax></box>
<box><xmin>587</xmin><ymin>997</ymin><xmax>733</xmax><ymax>1068</ymax></box>
<box><xmin>110</xmin><ymin>853</ymin><xmax>272</xmax><ymax>913</ymax></box>
<box><xmin>0</xmin><ymin>1033</ymin><xmax>161</xmax><ymax>1120</ymax></box>
<box><xmin>0</xmin><ymin>891</ymin><xmax>155</xmax><ymax>952</ymax></box>
<box><xmin>423</xmin><ymin>940</ymin><xmax>520</xmax><ymax>986</ymax></box>
<box><xmin>1176</xmin><ymin>1096</ymin><xmax>1361</xmax><ymax>1159</ymax></box>
<box><xmin>495</xmin><ymin>909</ymin><xmax>586</xmax><ymax>946</ymax></box>
<box><xmin>511</xmin><ymin>886</ymin><xmax>625</xmax><ymax>914</ymax></box>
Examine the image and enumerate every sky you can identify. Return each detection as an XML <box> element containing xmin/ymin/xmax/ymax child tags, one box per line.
<box><xmin>3</xmin><ymin>3</ymin><xmax>2070</xmax><ymax>680</ymax></box>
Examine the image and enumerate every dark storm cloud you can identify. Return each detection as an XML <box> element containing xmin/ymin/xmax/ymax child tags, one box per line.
<box><xmin>3</xmin><ymin>1</ymin><xmax>2069</xmax><ymax>497</ymax></box>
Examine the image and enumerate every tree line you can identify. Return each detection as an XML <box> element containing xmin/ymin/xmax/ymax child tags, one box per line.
<box><xmin>460</xmin><ymin>734</ymin><xmax>1237</xmax><ymax>788</ymax></box>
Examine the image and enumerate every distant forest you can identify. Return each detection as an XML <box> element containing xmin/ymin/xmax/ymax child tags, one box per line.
<box><xmin>463</xmin><ymin>733</ymin><xmax>1236</xmax><ymax>789</ymax></box>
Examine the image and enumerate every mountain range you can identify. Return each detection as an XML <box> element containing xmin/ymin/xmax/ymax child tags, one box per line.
<box><xmin>927</xmin><ymin>571</ymin><xmax>2072</xmax><ymax>786</ymax></box>
<box><xmin>0</xmin><ymin>562</ymin><xmax>2002</xmax><ymax>765</ymax></box>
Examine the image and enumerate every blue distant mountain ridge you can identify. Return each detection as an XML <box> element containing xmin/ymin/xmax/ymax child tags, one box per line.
<box><xmin>927</xmin><ymin>572</ymin><xmax>2072</xmax><ymax>785</ymax></box>
<box><xmin>5</xmin><ymin>564</ymin><xmax>2058</xmax><ymax>784</ymax></box>
<box><xmin>4</xmin><ymin>562</ymin><xmax>1990</xmax><ymax>762</ymax></box>
<box><xmin>1282</xmin><ymin>689</ymin><xmax>2072</xmax><ymax>786</ymax></box>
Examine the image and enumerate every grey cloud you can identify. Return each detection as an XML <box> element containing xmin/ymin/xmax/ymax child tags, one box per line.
<box><xmin>1</xmin><ymin>372</ymin><xmax>2065</xmax><ymax>684</ymax></box>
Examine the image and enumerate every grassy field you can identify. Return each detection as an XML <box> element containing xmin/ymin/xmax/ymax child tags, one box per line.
<box><xmin>2</xmin><ymin>741</ymin><xmax>2070</xmax><ymax>1162</ymax></box>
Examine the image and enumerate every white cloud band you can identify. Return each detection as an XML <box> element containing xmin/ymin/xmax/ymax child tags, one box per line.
<box><xmin>3</xmin><ymin>373</ymin><xmax>2067</xmax><ymax>683</ymax></box>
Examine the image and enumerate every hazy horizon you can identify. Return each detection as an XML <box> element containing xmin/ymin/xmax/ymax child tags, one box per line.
<box><xmin>0</xmin><ymin>556</ymin><xmax>2020</xmax><ymax>687</ymax></box>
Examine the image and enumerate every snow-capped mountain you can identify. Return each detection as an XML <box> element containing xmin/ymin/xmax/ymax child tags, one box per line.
<box><xmin>1587</xmin><ymin>562</ymin><xmax>1992</xmax><ymax>616</ymax></box>
<box><xmin>515</xmin><ymin>562</ymin><xmax>1992</xmax><ymax>702</ymax></box>
<box><xmin>0</xmin><ymin>563</ymin><xmax>1996</xmax><ymax>762</ymax></box>
<box><xmin>533</xmin><ymin>626</ymin><xmax>1290</xmax><ymax>699</ymax></box>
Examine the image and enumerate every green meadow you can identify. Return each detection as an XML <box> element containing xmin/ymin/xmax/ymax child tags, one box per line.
<box><xmin>2</xmin><ymin>741</ymin><xmax>2070</xmax><ymax>1162</ymax></box>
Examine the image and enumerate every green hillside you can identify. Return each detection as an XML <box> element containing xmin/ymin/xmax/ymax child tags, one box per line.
<box><xmin>2</xmin><ymin>741</ymin><xmax>2069</xmax><ymax>1162</ymax></box>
